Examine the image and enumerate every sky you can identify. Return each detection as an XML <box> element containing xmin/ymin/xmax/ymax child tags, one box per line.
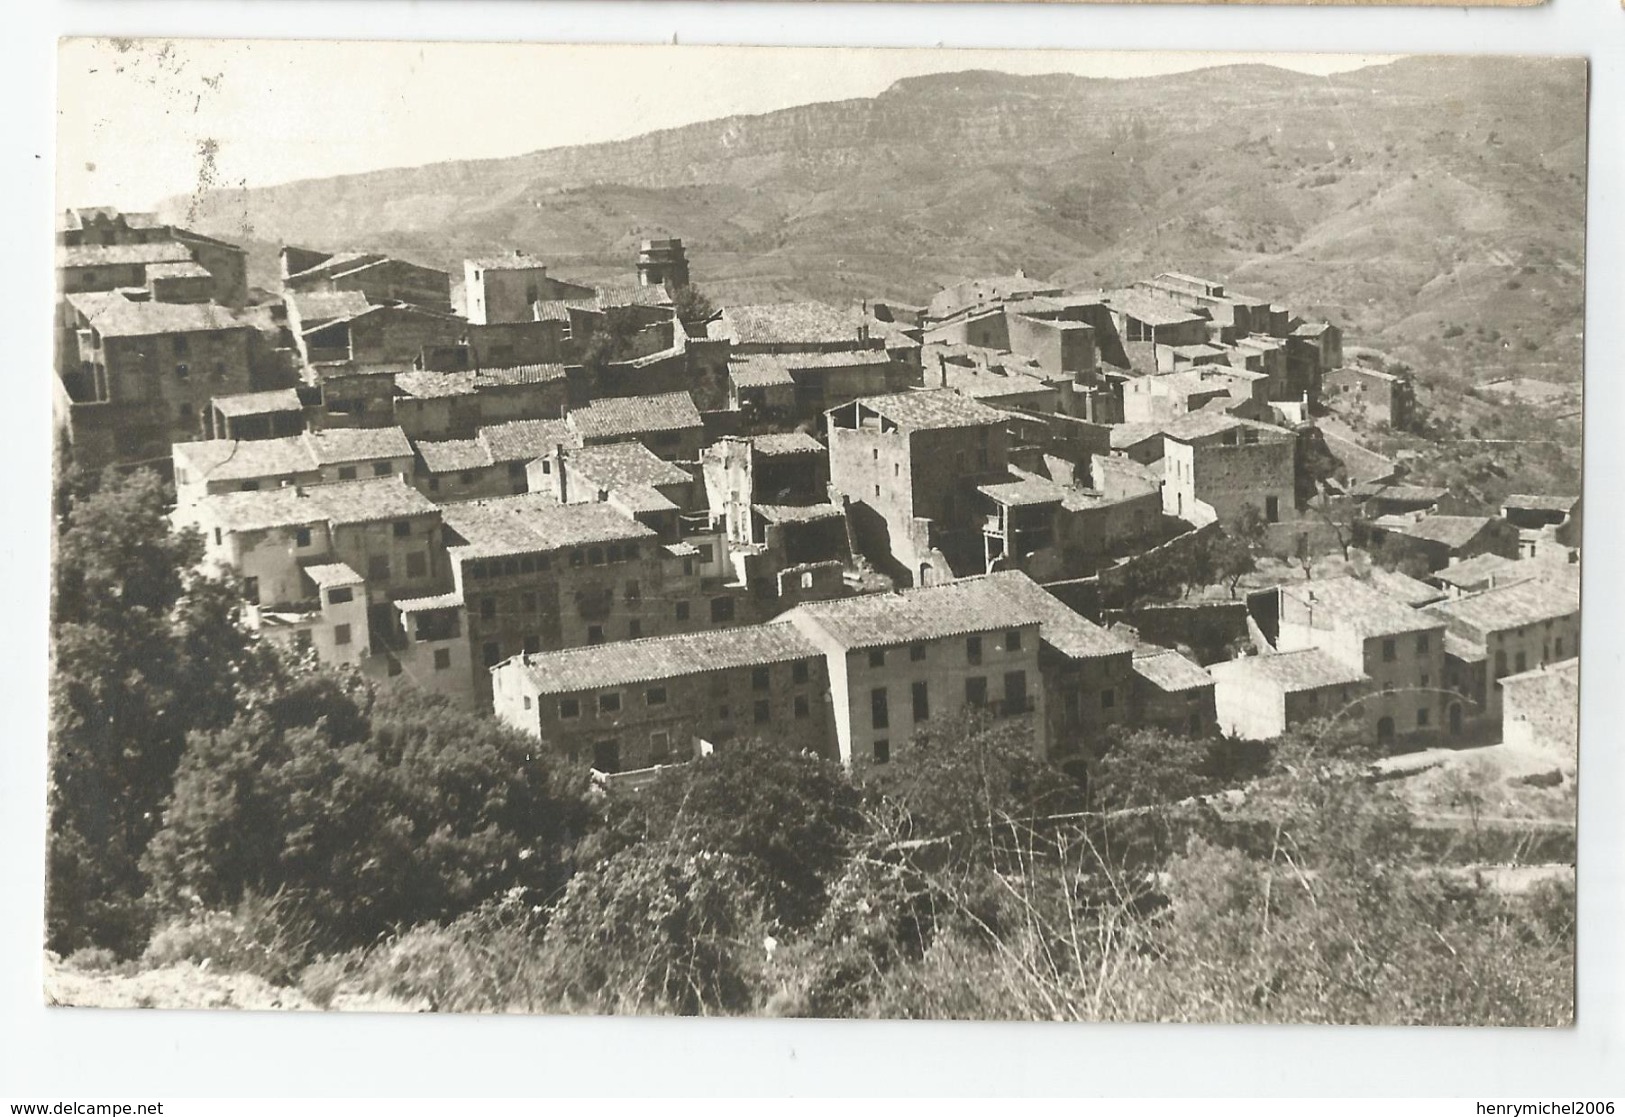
<box><xmin>56</xmin><ymin>39</ymin><xmax>1400</xmax><ymax>212</ymax></box>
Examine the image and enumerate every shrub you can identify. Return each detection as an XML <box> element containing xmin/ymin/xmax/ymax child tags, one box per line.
<box><xmin>64</xmin><ymin>946</ymin><xmax>119</xmax><ymax>973</ymax></box>
<box><xmin>141</xmin><ymin>892</ymin><xmax>315</xmax><ymax>986</ymax></box>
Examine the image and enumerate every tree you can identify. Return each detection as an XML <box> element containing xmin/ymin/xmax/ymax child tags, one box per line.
<box><xmin>581</xmin><ymin>739</ymin><xmax>864</xmax><ymax>931</ymax></box>
<box><xmin>1209</xmin><ymin>505</ymin><xmax>1270</xmax><ymax>598</ymax></box>
<box><xmin>668</xmin><ymin>283</ymin><xmax>715</xmax><ymax>326</ymax></box>
<box><xmin>576</xmin><ymin>306</ymin><xmax>647</xmax><ymax>371</ymax></box>
<box><xmin>1092</xmin><ymin>726</ymin><xmax>1219</xmax><ymax>812</ymax></box>
<box><xmin>143</xmin><ymin>682</ymin><xmax>597</xmax><ymax>951</ymax></box>
<box><xmin>49</xmin><ymin>468</ymin><xmax>268</xmax><ymax>955</ymax></box>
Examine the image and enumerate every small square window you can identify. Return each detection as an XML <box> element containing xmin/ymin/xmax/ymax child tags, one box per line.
<box><xmin>1416</xmin><ymin>633</ymin><xmax>1430</xmax><ymax>654</ymax></box>
<box><xmin>433</xmin><ymin>648</ymin><xmax>451</xmax><ymax>670</ymax></box>
<box><xmin>1006</xmin><ymin>629</ymin><xmax>1022</xmax><ymax>652</ymax></box>
<box><xmin>295</xmin><ymin>526</ymin><xmax>311</xmax><ymax>548</ymax></box>
<box><xmin>559</xmin><ymin>697</ymin><xmax>580</xmax><ymax>719</ymax></box>
<box><xmin>393</xmin><ymin>520</ymin><xmax>412</xmax><ymax>538</ymax></box>
<box><xmin>523</xmin><ymin>696</ymin><xmax>532</xmax><ymax>711</ymax></box>
<box><xmin>1418</xmin><ymin>707</ymin><xmax>1431</xmax><ymax>728</ymax></box>
<box><xmin>598</xmin><ymin>692</ymin><xmax>621</xmax><ymax>714</ymax></box>
<box><xmin>588</xmin><ymin>625</ymin><xmax>605</xmax><ymax>645</ymax></box>
<box><xmin>1382</xmin><ymin>639</ymin><xmax>1397</xmax><ymax>663</ymax></box>
<box><xmin>480</xmin><ymin>597</ymin><xmax>497</xmax><ymax>621</ymax></box>
<box><xmin>482</xmin><ymin>642</ymin><xmax>501</xmax><ymax>667</ymax></box>
<box><xmin>868</xmin><ymin>648</ymin><xmax>886</xmax><ymax>669</ymax></box>
<box><xmin>374</xmin><ymin>462</ymin><xmax>392</xmax><ymax>478</ymax></box>
<box><xmin>873</xmin><ymin>739</ymin><xmax>891</xmax><ymax>765</ymax></box>
<box><xmin>338</xmin><ymin>466</ymin><xmax>357</xmax><ymax>481</ymax></box>
<box><xmin>752</xmin><ymin>666</ymin><xmax>771</xmax><ymax>691</ymax></box>
<box><xmin>334</xmin><ymin>623</ymin><xmax>352</xmax><ymax>646</ymax></box>
<box><xmin>646</xmin><ymin>686</ymin><xmax>668</xmax><ymax>707</ymax></box>
<box><xmin>676</xmin><ymin>601</ymin><xmax>691</xmax><ymax>621</ymax></box>
<box><xmin>754</xmin><ymin>699</ymin><xmax>771</xmax><ymax>724</ymax></box>
<box><xmin>909</xmin><ymin>643</ymin><xmax>926</xmax><ymax>662</ymax></box>
<box><xmin>967</xmin><ymin>636</ymin><xmax>983</xmax><ymax>665</ymax></box>
<box><xmin>628</xmin><ymin>619</ymin><xmax>642</xmax><ymax>639</ymax></box>
<box><xmin>327</xmin><ymin>587</ymin><xmax>353</xmax><ymax>605</ymax></box>
<box><xmin>625</xmin><ymin>580</ymin><xmax>641</xmax><ymax>602</ymax></box>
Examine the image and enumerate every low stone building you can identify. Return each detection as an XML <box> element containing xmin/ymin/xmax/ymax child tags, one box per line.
<box><xmin>1322</xmin><ymin>365</ymin><xmax>1416</xmax><ymax>430</ymax></box>
<box><xmin>568</xmin><ymin>391</ymin><xmax>705</xmax><ymax>461</ymax></box>
<box><xmin>1131</xmin><ymin>648</ymin><xmax>1218</xmax><ymax>738</ymax></box>
<box><xmin>1209</xmin><ymin>649</ymin><xmax>1372</xmax><ymax>741</ymax></box>
<box><xmin>1499</xmin><ymin>657</ymin><xmax>1580</xmax><ymax>758</ymax></box>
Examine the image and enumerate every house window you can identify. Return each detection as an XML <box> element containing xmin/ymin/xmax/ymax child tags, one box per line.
<box><xmin>433</xmin><ymin>648</ymin><xmax>451</xmax><ymax>670</ymax></box>
<box><xmin>588</xmin><ymin>547</ymin><xmax>604</xmax><ymax>566</ymax></box>
<box><xmin>1006</xmin><ymin>629</ymin><xmax>1023</xmax><ymax>652</ymax></box>
<box><xmin>646</xmin><ymin>686</ymin><xmax>668</xmax><ymax>707</ymax></box>
<box><xmin>1265</xmin><ymin>496</ymin><xmax>1280</xmax><ymax>523</ymax></box>
<box><xmin>868</xmin><ymin>648</ymin><xmax>886</xmax><ymax>669</ymax></box>
<box><xmin>754</xmin><ymin>699</ymin><xmax>771</xmax><ymax>724</ymax></box>
<box><xmin>1420</xmin><ymin>673</ymin><xmax>1431</xmax><ymax>690</ymax></box>
<box><xmin>966</xmin><ymin>676</ymin><xmax>988</xmax><ymax>707</ymax></box>
<box><xmin>592</xmin><ymin>740</ymin><xmax>621</xmax><ymax>774</ymax></box>
<box><xmin>628</xmin><ymin>620</ymin><xmax>642</xmax><ymax>639</ymax></box>
<box><xmin>909</xmin><ymin>643</ymin><xmax>926</xmax><ymax>663</ymax></box>
<box><xmin>912</xmin><ymin>680</ymin><xmax>929</xmax><ymax>723</ymax></box>
<box><xmin>625</xmin><ymin>580</ymin><xmax>641</xmax><ymax>602</ymax></box>
<box><xmin>598</xmin><ymin>692</ymin><xmax>621</xmax><ymax>714</ymax></box>
<box><xmin>406</xmin><ymin>552</ymin><xmax>427</xmax><ymax>578</ymax></box>
<box><xmin>1101</xmin><ymin>688</ymin><xmax>1116</xmax><ymax>710</ymax></box>
<box><xmin>294</xmin><ymin>526</ymin><xmax>312</xmax><ymax>548</ymax></box>
<box><xmin>559</xmin><ymin>697</ymin><xmax>580</xmax><ymax>719</ymax></box>
<box><xmin>608</xmin><ymin>545</ymin><xmax>623</xmax><ymax>563</ymax></box>
<box><xmin>428</xmin><ymin>477</ymin><xmax>441</xmax><ymax>493</ymax></box>
<box><xmin>752</xmin><ymin>666</ymin><xmax>771</xmax><ymax>691</ymax></box>
<box><xmin>480</xmin><ymin>596</ymin><xmax>497</xmax><ymax>621</ymax></box>
<box><xmin>243</xmin><ymin>576</ymin><xmax>260</xmax><ymax>604</ymax></box>
<box><xmin>327</xmin><ymin>587</ymin><xmax>353</xmax><ymax>605</ymax></box>
<box><xmin>1555</xmin><ymin>637</ymin><xmax>1565</xmax><ymax>658</ymax></box>
<box><xmin>389</xmin><ymin>520</ymin><xmax>411</xmax><ymax>539</ymax></box>
<box><xmin>871</xmin><ymin>687</ymin><xmax>889</xmax><ymax>730</ymax></box>
<box><xmin>588</xmin><ymin>625</ymin><xmax>605</xmax><ymax>645</ymax></box>
<box><xmin>792</xmin><ymin>659</ymin><xmax>809</xmax><ymax>684</ymax></box>
<box><xmin>386</xmin><ymin>655</ymin><xmax>402</xmax><ymax>676</ymax></box>
<box><xmin>794</xmin><ymin>695</ymin><xmax>809</xmax><ymax>719</ymax></box>
<box><xmin>482</xmin><ymin>641</ymin><xmax>501</xmax><ymax>667</ymax></box>
<box><xmin>523</xmin><ymin>696</ymin><xmax>532</xmax><ymax>711</ymax></box>
<box><xmin>338</xmin><ymin>466</ymin><xmax>357</xmax><ymax>481</ymax></box>
<box><xmin>676</xmin><ymin>600</ymin><xmax>691</xmax><ymax>622</ymax></box>
<box><xmin>967</xmin><ymin>636</ymin><xmax>983</xmax><ymax>665</ymax></box>
<box><xmin>650</xmin><ymin>731</ymin><xmax>670</xmax><ymax>763</ymax></box>
<box><xmin>334</xmin><ymin>624</ymin><xmax>352</xmax><ymax>646</ymax></box>
<box><xmin>1416</xmin><ymin>633</ymin><xmax>1431</xmax><ymax>654</ymax></box>
<box><xmin>214</xmin><ymin>528</ymin><xmax>222</xmax><ymax>545</ymax></box>
<box><xmin>873</xmin><ymin>739</ymin><xmax>890</xmax><ymax>765</ymax></box>
<box><xmin>1495</xmin><ymin>650</ymin><xmax>1508</xmax><ymax>678</ymax></box>
<box><xmin>1382</xmin><ymin>639</ymin><xmax>1397</xmax><ymax>663</ymax></box>
<box><xmin>374</xmin><ymin>462</ymin><xmax>392</xmax><ymax>478</ymax></box>
<box><xmin>1003</xmin><ymin>670</ymin><xmax>1028</xmax><ymax>712</ymax></box>
<box><xmin>175</xmin><ymin>363</ymin><xmax>190</xmax><ymax>380</ymax></box>
<box><xmin>1418</xmin><ymin>707</ymin><xmax>1431</xmax><ymax>728</ymax></box>
<box><xmin>1515</xmin><ymin>651</ymin><xmax>1527</xmax><ymax>673</ymax></box>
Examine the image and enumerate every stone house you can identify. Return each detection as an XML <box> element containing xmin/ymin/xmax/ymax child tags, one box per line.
<box><xmin>412</xmin><ymin>419</ymin><xmax>578</xmax><ymax>504</ymax></box>
<box><xmin>568</xmin><ymin>391</ymin><xmax>705</xmax><ymax>461</ymax></box>
<box><xmin>826</xmin><ymin>389</ymin><xmax>1011</xmax><ymax>586</ymax></box>
<box><xmin>282</xmin><ymin>248</ymin><xmax>452</xmax><ymax>313</ymax></box>
<box><xmin>1425</xmin><ymin>577</ymin><xmax>1581</xmax><ymax>735</ymax></box>
<box><xmin>208</xmin><ymin>388</ymin><xmax>308</xmax><ymax>441</ymax></box>
<box><xmin>492</xmin><ymin>623</ymin><xmax>831</xmax><ymax>774</ymax></box>
<box><xmin>1209</xmin><ymin>649</ymin><xmax>1372</xmax><ymax>741</ymax></box>
<box><xmin>1322</xmin><ymin>365</ymin><xmax>1416</xmax><ymax>430</ymax></box>
<box><xmin>1159</xmin><ymin>412</ymin><xmax>1297</xmax><ymax>529</ymax></box>
<box><xmin>1362</xmin><ymin>513</ymin><xmax>1521</xmax><ymax>573</ymax></box>
<box><xmin>1131</xmin><ymin>648</ymin><xmax>1218</xmax><ymax>738</ymax></box>
<box><xmin>1499</xmin><ymin>657</ymin><xmax>1580</xmax><ymax>757</ymax></box>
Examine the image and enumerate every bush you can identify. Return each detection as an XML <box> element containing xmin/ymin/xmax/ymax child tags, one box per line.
<box><xmin>141</xmin><ymin>892</ymin><xmax>315</xmax><ymax>986</ymax></box>
<box><xmin>64</xmin><ymin>946</ymin><xmax>120</xmax><ymax>973</ymax></box>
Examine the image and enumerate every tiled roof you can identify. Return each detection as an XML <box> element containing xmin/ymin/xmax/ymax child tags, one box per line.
<box><xmin>199</xmin><ymin>476</ymin><xmax>434</xmax><ymax>532</ymax></box>
<box><xmin>1132</xmin><ymin>649</ymin><xmax>1214</xmax><ymax>693</ymax></box>
<box><xmin>1502</xmin><ymin>493</ymin><xmax>1579</xmax><ymax>515</ymax></box>
<box><xmin>1433</xmin><ymin>553</ymin><xmax>1516</xmax><ymax>588</ymax></box>
<box><xmin>569</xmin><ymin>391</ymin><xmax>701</xmax><ymax>441</ymax></box>
<box><xmin>480</xmin><ymin>419</ymin><xmax>579</xmax><ymax>464</ymax></box>
<box><xmin>720</xmin><ymin>302</ymin><xmax>867</xmax><ymax>347</ymax></box>
<box><xmin>69</xmin><ymin>292</ymin><xmax>251</xmax><ymax>337</ymax></box>
<box><xmin>212</xmin><ymin>389</ymin><xmax>303</xmax><ymax>418</ymax></box>
<box><xmin>393</xmin><ymin>591</ymin><xmax>466</xmax><ymax>613</ymax></box>
<box><xmin>755</xmin><ymin>502</ymin><xmax>844</xmax><ymax>525</ymax></box>
<box><xmin>304</xmin><ymin>426</ymin><xmax>413</xmax><ymax>465</ymax></box>
<box><xmin>1384</xmin><ymin>514</ymin><xmax>1494</xmax><ymax>549</ymax></box>
<box><xmin>58</xmin><ymin>242</ymin><xmax>195</xmax><ymax>268</ymax></box>
<box><xmin>1443</xmin><ymin>632</ymin><xmax>1487</xmax><ymax>663</ymax></box>
<box><xmin>416</xmin><ymin>438</ymin><xmax>493</xmax><ymax>474</ymax></box>
<box><xmin>466</xmin><ymin>254</ymin><xmax>546</xmax><ymax>271</ymax></box>
<box><xmin>728</xmin><ymin>360</ymin><xmax>797</xmax><ymax>388</ymax></box>
<box><xmin>513</xmin><ymin>622</ymin><xmax>822</xmax><ymax>696</ymax></box>
<box><xmin>1321</xmin><ymin>432</ymin><xmax>1396</xmax><ymax>484</ymax></box>
<box><xmin>442</xmin><ymin>495</ymin><xmax>651</xmax><ymax>559</ymax></box>
<box><xmin>1352</xmin><ymin>481</ymin><xmax>1449</xmax><ymax>503</ymax></box>
<box><xmin>1425</xmin><ymin>578</ymin><xmax>1580</xmax><ymax>635</ymax></box>
<box><xmin>851</xmin><ymin>389</ymin><xmax>1007</xmax><ymax>431</ymax></box>
<box><xmin>395</xmin><ymin>371</ymin><xmax>479</xmax><ymax>399</ymax></box>
<box><xmin>533</xmin><ymin>300</ymin><xmax>576</xmax><ymax>322</ymax></box>
<box><xmin>565</xmin><ymin>442</ymin><xmax>692</xmax><ymax>490</ymax></box>
<box><xmin>750</xmin><ymin>432</ymin><xmax>824</xmax><ymax>457</ymax></box>
<box><xmin>475</xmin><ymin>363</ymin><xmax>568</xmax><ymax>388</ymax></box>
<box><xmin>593</xmin><ymin>283</ymin><xmax>673</xmax><ymax>310</ymax></box>
<box><xmin>174</xmin><ymin>437</ymin><xmax>317</xmax><ymax>484</ymax></box>
<box><xmin>979</xmin><ymin>476</ymin><xmax>1066</xmax><ymax>507</ymax></box>
<box><xmin>288</xmin><ymin>290</ymin><xmax>374</xmax><ymax>325</ymax></box>
<box><xmin>1109</xmin><ymin>423</ymin><xmax>1166</xmax><ymax>451</ymax></box>
<box><xmin>1280</xmin><ymin>577</ymin><xmax>1443</xmax><ymax>637</ymax></box>
<box><xmin>1365</xmin><ymin>567</ymin><xmax>1446</xmax><ymax>608</ymax></box>
<box><xmin>147</xmin><ymin>261</ymin><xmax>213</xmax><ymax>280</ymax></box>
<box><xmin>939</xmin><ymin>364</ymin><xmax>1053</xmax><ymax>401</ymax></box>
<box><xmin>982</xmin><ymin>572</ymin><xmax>1137</xmax><ymax>661</ymax></box>
<box><xmin>303</xmin><ymin>476</ymin><xmax>439</xmax><ymax>525</ymax></box>
<box><xmin>1161</xmin><ymin>411</ymin><xmax>1289</xmax><ymax>444</ymax></box>
<box><xmin>302</xmin><ymin>562</ymin><xmax>364</xmax><ymax>588</ymax></box>
<box><xmin>1102</xmin><ymin>290</ymin><xmax>1209</xmax><ymax>328</ymax></box>
<box><xmin>1214</xmin><ymin>648</ymin><xmax>1367</xmax><ymax>692</ymax></box>
<box><xmin>284</xmin><ymin>252</ymin><xmax>379</xmax><ymax>283</ymax></box>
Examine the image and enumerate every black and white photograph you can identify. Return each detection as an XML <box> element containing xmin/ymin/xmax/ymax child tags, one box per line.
<box><xmin>44</xmin><ymin>38</ymin><xmax>1584</xmax><ymax>1028</ymax></box>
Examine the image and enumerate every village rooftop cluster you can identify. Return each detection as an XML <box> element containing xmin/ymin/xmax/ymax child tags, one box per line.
<box><xmin>54</xmin><ymin>208</ymin><xmax>1582</xmax><ymax>781</ymax></box>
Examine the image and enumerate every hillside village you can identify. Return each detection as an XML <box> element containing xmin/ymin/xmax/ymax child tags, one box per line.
<box><xmin>54</xmin><ymin>205</ymin><xmax>1582</xmax><ymax>786</ymax></box>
